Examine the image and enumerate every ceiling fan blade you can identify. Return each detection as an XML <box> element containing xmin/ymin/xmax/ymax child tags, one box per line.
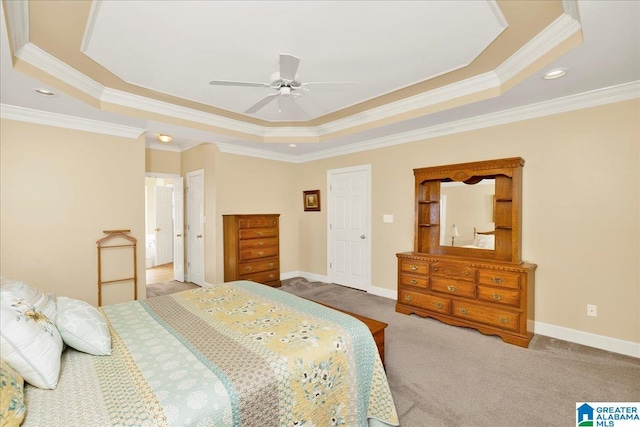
<box><xmin>279</xmin><ymin>54</ymin><xmax>300</xmax><ymax>81</ymax></box>
<box><xmin>278</xmin><ymin>95</ymin><xmax>309</xmax><ymax>118</ymax></box>
<box><xmin>209</xmin><ymin>80</ymin><xmax>271</xmax><ymax>88</ymax></box>
<box><xmin>244</xmin><ymin>93</ymin><xmax>279</xmax><ymax>114</ymax></box>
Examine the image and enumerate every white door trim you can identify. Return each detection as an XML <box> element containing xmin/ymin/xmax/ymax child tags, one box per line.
<box><xmin>327</xmin><ymin>164</ymin><xmax>372</xmax><ymax>291</ymax></box>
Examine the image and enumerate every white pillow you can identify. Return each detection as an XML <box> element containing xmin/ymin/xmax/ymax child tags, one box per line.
<box><xmin>55</xmin><ymin>297</ymin><xmax>111</xmax><ymax>356</ymax></box>
<box><xmin>0</xmin><ymin>300</ymin><xmax>63</xmax><ymax>389</ymax></box>
<box><xmin>0</xmin><ymin>277</ymin><xmax>57</xmax><ymax>322</ymax></box>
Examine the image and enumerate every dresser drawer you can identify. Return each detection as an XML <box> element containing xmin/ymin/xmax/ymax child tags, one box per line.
<box><xmin>238</xmin><ymin>217</ymin><xmax>279</xmax><ymax>228</ymax></box>
<box><xmin>477</xmin><ymin>286</ymin><xmax>520</xmax><ymax>307</ymax></box>
<box><xmin>431</xmin><ymin>261</ymin><xmax>475</xmax><ymax>282</ymax></box>
<box><xmin>399</xmin><ymin>259</ymin><xmax>429</xmax><ymax>275</ymax></box>
<box><xmin>478</xmin><ymin>270</ymin><xmax>520</xmax><ymax>289</ymax></box>
<box><xmin>238</xmin><ymin>258</ymin><xmax>279</xmax><ymax>276</ymax></box>
<box><xmin>399</xmin><ymin>274</ymin><xmax>428</xmax><ymax>288</ymax></box>
<box><xmin>398</xmin><ymin>289</ymin><xmax>450</xmax><ymax>315</ymax></box>
<box><xmin>238</xmin><ymin>237</ymin><xmax>278</xmax><ymax>250</ymax></box>
<box><xmin>239</xmin><ymin>227</ymin><xmax>278</xmax><ymax>239</ymax></box>
<box><xmin>452</xmin><ymin>301</ymin><xmax>519</xmax><ymax>332</ymax></box>
<box><xmin>431</xmin><ymin>278</ymin><xmax>475</xmax><ymax>299</ymax></box>
<box><xmin>239</xmin><ymin>246</ymin><xmax>279</xmax><ymax>261</ymax></box>
<box><xmin>243</xmin><ymin>270</ymin><xmax>280</xmax><ymax>284</ymax></box>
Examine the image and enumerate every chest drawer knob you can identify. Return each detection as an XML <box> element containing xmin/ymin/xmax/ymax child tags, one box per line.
<box><xmin>410</xmin><ymin>265</ymin><xmax>418</xmax><ymax>271</ymax></box>
<box><xmin>458</xmin><ymin>308</ymin><xmax>469</xmax><ymax>315</ymax></box>
<box><xmin>492</xmin><ymin>293</ymin><xmax>503</xmax><ymax>300</ymax></box>
<box><xmin>492</xmin><ymin>277</ymin><xmax>504</xmax><ymax>284</ymax></box>
<box><xmin>499</xmin><ymin>316</ymin><xmax>510</xmax><ymax>324</ymax></box>
<box><xmin>257</xmin><ymin>250</ymin><xmax>264</xmax><ymax>256</ymax></box>
<box><xmin>268</xmin><ymin>274</ymin><xmax>275</xmax><ymax>279</ymax></box>
<box><xmin>404</xmin><ymin>295</ymin><xmax>413</xmax><ymax>302</ymax></box>
<box><xmin>447</xmin><ymin>285</ymin><xmax>457</xmax><ymax>292</ymax></box>
<box><xmin>245</xmin><ymin>266</ymin><xmax>253</xmax><ymax>271</ymax></box>
<box><xmin>267</xmin><ymin>263</ymin><xmax>274</xmax><ymax>268</ymax></box>
<box><xmin>410</xmin><ymin>279</ymin><xmax>418</xmax><ymax>285</ymax></box>
<box><xmin>433</xmin><ymin>267</ymin><xmax>439</xmax><ymax>272</ymax></box>
<box><xmin>258</xmin><ymin>241</ymin><xmax>264</xmax><ymax>246</ymax></box>
<box><xmin>257</xmin><ymin>231</ymin><xmax>264</xmax><ymax>236</ymax></box>
<box><xmin>464</xmin><ymin>271</ymin><xmax>469</xmax><ymax>276</ymax></box>
<box><xmin>434</xmin><ymin>302</ymin><xmax>443</xmax><ymax>309</ymax></box>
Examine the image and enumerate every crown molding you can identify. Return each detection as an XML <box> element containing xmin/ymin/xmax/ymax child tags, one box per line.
<box><xmin>291</xmin><ymin>80</ymin><xmax>640</xmax><ymax>163</ymax></box>
<box><xmin>2</xmin><ymin>0</ymin><xmax>29</xmax><ymax>53</ymax></box>
<box><xmin>0</xmin><ymin>104</ymin><xmax>145</xmax><ymax>139</ymax></box>
<box><xmin>215</xmin><ymin>142</ymin><xmax>298</xmax><ymax>163</ymax></box>
<box><xmin>15</xmin><ymin>43</ymin><xmax>105</xmax><ymax>99</ymax></box>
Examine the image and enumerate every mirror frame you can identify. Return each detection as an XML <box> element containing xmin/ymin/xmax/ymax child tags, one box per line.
<box><xmin>413</xmin><ymin>157</ymin><xmax>525</xmax><ymax>263</ymax></box>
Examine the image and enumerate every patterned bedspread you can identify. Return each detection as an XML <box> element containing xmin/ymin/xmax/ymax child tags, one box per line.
<box><xmin>24</xmin><ymin>280</ymin><xmax>398</xmax><ymax>426</ymax></box>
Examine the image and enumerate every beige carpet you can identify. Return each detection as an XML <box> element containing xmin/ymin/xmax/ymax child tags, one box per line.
<box><xmin>148</xmin><ymin>277</ymin><xmax>640</xmax><ymax>426</ymax></box>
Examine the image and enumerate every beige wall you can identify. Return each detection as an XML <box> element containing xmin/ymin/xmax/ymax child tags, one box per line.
<box><xmin>293</xmin><ymin>99</ymin><xmax>639</xmax><ymax>344</ymax></box>
<box><xmin>0</xmin><ymin>119</ymin><xmax>146</xmax><ymax>306</ymax></box>
<box><xmin>145</xmin><ymin>148</ymin><xmax>180</xmax><ymax>175</ymax></box>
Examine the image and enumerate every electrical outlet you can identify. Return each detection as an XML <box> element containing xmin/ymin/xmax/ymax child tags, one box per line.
<box><xmin>587</xmin><ymin>304</ymin><xmax>597</xmax><ymax>317</ymax></box>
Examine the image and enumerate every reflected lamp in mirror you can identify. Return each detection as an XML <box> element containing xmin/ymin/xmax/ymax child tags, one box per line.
<box><xmin>451</xmin><ymin>224</ymin><xmax>459</xmax><ymax>246</ymax></box>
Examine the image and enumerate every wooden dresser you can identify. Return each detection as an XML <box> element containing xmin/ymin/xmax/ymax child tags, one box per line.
<box><xmin>396</xmin><ymin>158</ymin><xmax>536</xmax><ymax>347</ymax></box>
<box><xmin>397</xmin><ymin>253</ymin><xmax>535</xmax><ymax>347</ymax></box>
<box><xmin>223</xmin><ymin>214</ymin><xmax>281</xmax><ymax>287</ymax></box>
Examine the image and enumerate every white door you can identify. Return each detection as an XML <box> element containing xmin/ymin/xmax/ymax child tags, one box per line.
<box><xmin>187</xmin><ymin>170</ymin><xmax>205</xmax><ymax>286</ymax></box>
<box><xmin>327</xmin><ymin>165</ymin><xmax>371</xmax><ymax>291</ymax></box>
<box><xmin>154</xmin><ymin>186</ymin><xmax>174</xmax><ymax>266</ymax></box>
<box><xmin>173</xmin><ymin>177</ymin><xmax>185</xmax><ymax>282</ymax></box>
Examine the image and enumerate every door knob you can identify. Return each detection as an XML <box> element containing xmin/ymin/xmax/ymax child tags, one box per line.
<box><xmin>176</xmin><ymin>234</ymin><xmax>182</xmax><ymax>237</ymax></box>
<box><xmin>361</xmin><ymin>235</ymin><xmax>366</xmax><ymax>239</ymax></box>
<box><xmin>154</xmin><ymin>227</ymin><xmax>161</xmax><ymax>232</ymax></box>
<box><xmin>196</xmin><ymin>234</ymin><xmax>202</xmax><ymax>238</ymax></box>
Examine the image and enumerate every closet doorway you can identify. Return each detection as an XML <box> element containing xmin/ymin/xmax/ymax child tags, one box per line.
<box><xmin>145</xmin><ymin>173</ymin><xmax>184</xmax><ymax>284</ymax></box>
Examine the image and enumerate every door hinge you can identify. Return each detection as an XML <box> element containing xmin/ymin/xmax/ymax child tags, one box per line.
<box><xmin>330</xmin><ymin>262</ymin><xmax>332</xmax><ymax>269</ymax></box>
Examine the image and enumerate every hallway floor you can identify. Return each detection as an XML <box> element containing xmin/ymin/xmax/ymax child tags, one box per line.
<box><xmin>146</xmin><ymin>262</ymin><xmax>173</xmax><ymax>284</ymax></box>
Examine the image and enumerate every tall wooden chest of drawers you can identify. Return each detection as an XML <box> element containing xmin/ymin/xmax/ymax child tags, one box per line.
<box><xmin>397</xmin><ymin>253</ymin><xmax>536</xmax><ymax>347</ymax></box>
<box><xmin>223</xmin><ymin>214</ymin><xmax>281</xmax><ymax>287</ymax></box>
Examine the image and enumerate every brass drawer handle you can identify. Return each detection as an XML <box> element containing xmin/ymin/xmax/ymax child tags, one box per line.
<box><xmin>434</xmin><ymin>302</ymin><xmax>443</xmax><ymax>309</ymax></box>
<box><xmin>257</xmin><ymin>241</ymin><xmax>264</xmax><ymax>246</ymax></box>
<box><xmin>267</xmin><ymin>263</ymin><xmax>274</xmax><ymax>268</ymax></box>
<box><xmin>458</xmin><ymin>308</ymin><xmax>469</xmax><ymax>315</ymax></box>
<box><xmin>257</xmin><ymin>250</ymin><xmax>264</xmax><ymax>256</ymax></box>
<box><xmin>268</xmin><ymin>274</ymin><xmax>275</xmax><ymax>279</ymax></box>
<box><xmin>447</xmin><ymin>285</ymin><xmax>457</xmax><ymax>292</ymax></box>
<box><xmin>410</xmin><ymin>265</ymin><xmax>418</xmax><ymax>271</ymax></box>
<box><xmin>410</xmin><ymin>279</ymin><xmax>417</xmax><ymax>285</ymax></box>
<box><xmin>256</xmin><ymin>231</ymin><xmax>264</xmax><ymax>236</ymax></box>
<box><xmin>492</xmin><ymin>277</ymin><xmax>503</xmax><ymax>284</ymax></box>
<box><xmin>499</xmin><ymin>316</ymin><xmax>509</xmax><ymax>324</ymax></box>
<box><xmin>464</xmin><ymin>271</ymin><xmax>469</xmax><ymax>276</ymax></box>
<box><xmin>404</xmin><ymin>295</ymin><xmax>413</xmax><ymax>302</ymax></box>
<box><xmin>492</xmin><ymin>293</ymin><xmax>503</xmax><ymax>300</ymax></box>
<box><xmin>433</xmin><ymin>267</ymin><xmax>439</xmax><ymax>272</ymax></box>
<box><xmin>245</xmin><ymin>266</ymin><xmax>253</xmax><ymax>272</ymax></box>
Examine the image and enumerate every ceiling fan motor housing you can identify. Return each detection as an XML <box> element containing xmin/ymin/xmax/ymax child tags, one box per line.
<box><xmin>270</xmin><ymin>72</ymin><xmax>302</xmax><ymax>90</ymax></box>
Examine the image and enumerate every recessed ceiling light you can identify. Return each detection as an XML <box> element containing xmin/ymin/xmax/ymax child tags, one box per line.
<box><xmin>288</xmin><ymin>144</ymin><xmax>297</xmax><ymax>148</ymax></box>
<box><xmin>34</xmin><ymin>88</ymin><xmax>56</xmax><ymax>97</ymax></box>
<box><xmin>542</xmin><ymin>68</ymin><xmax>568</xmax><ymax>80</ymax></box>
<box><xmin>158</xmin><ymin>134</ymin><xmax>173</xmax><ymax>143</ymax></box>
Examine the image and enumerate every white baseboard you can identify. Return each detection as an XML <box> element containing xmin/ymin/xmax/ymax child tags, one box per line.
<box><xmin>534</xmin><ymin>321</ymin><xmax>639</xmax><ymax>358</ymax></box>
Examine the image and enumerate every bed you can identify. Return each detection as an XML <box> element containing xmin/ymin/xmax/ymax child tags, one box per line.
<box><xmin>462</xmin><ymin>227</ymin><xmax>495</xmax><ymax>250</ymax></box>
<box><xmin>8</xmin><ymin>280</ymin><xmax>398</xmax><ymax>426</ymax></box>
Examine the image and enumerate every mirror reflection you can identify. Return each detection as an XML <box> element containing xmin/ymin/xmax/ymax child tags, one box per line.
<box><xmin>439</xmin><ymin>179</ymin><xmax>495</xmax><ymax>249</ymax></box>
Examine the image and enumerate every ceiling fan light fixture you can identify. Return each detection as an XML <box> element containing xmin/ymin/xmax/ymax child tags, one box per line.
<box><xmin>158</xmin><ymin>134</ymin><xmax>173</xmax><ymax>143</ymax></box>
<box><xmin>542</xmin><ymin>68</ymin><xmax>568</xmax><ymax>80</ymax></box>
<box><xmin>288</xmin><ymin>144</ymin><xmax>297</xmax><ymax>148</ymax></box>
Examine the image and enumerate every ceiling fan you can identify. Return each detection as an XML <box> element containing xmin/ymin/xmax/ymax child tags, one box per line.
<box><xmin>208</xmin><ymin>54</ymin><xmax>355</xmax><ymax>116</ymax></box>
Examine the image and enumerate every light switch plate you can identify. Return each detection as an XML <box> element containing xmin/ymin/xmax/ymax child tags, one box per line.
<box><xmin>383</xmin><ymin>214</ymin><xmax>394</xmax><ymax>223</ymax></box>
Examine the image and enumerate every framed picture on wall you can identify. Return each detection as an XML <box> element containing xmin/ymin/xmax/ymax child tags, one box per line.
<box><xmin>303</xmin><ymin>190</ymin><xmax>321</xmax><ymax>211</ymax></box>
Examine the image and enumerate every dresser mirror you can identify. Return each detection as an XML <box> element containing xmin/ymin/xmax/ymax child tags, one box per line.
<box><xmin>414</xmin><ymin>157</ymin><xmax>524</xmax><ymax>263</ymax></box>
<box><xmin>440</xmin><ymin>179</ymin><xmax>495</xmax><ymax>249</ymax></box>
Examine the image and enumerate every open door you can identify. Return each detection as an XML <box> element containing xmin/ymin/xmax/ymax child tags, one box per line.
<box><xmin>173</xmin><ymin>177</ymin><xmax>185</xmax><ymax>282</ymax></box>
